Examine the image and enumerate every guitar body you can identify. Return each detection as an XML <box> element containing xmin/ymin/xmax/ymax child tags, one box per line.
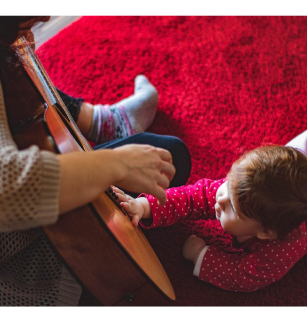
<box><xmin>0</xmin><ymin>44</ymin><xmax>175</xmax><ymax>305</ymax></box>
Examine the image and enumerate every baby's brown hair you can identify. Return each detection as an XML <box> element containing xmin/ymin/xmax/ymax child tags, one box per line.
<box><xmin>228</xmin><ymin>145</ymin><xmax>307</xmax><ymax>239</ymax></box>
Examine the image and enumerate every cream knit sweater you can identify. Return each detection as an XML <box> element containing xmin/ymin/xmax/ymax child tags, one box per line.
<box><xmin>0</xmin><ymin>79</ymin><xmax>82</xmax><ymax>306</ymax></box>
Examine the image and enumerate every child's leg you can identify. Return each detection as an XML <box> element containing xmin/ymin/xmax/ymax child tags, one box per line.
<box><xmin>285</xmin><ymin>130</ymin><xmax>307</xmax><ymax>155</ymax></box>
<box><xmin>59</xmin><ymin>75</ymin><xmax>158</xmax><ymax>143</ymax></box>
<box><xmin>87</xmin><ymin>75</ymin><xmax>158</xmax><ymax>144</ymax></box>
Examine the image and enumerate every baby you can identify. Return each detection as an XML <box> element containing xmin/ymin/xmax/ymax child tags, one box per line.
<box><xmin>113</xmin><ymin>141</ymin><xmax>307</xmax><ymax>292</ymax></box>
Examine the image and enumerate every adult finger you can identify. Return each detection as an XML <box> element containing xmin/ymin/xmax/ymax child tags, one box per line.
<box><xmin>148</xmin><ymin>185</ymin><xmax>167</xmax><ymax>206</ymax></box>
<box><xmin>157</xmin><ymin>172</ymin><xmax>171</xmax><ymax>190</ymax></box>
<box><xmin>156</xmin><ymin>148</ymin><xmax>173</xmax><ymax>163</ymax></box>
<box><xmin>160</xmin><ymin>161</ymin><xmax>176</xmax><ymax>182</ymax></box>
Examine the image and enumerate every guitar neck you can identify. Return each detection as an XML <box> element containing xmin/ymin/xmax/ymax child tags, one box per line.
<box><xmin>15</xmin><ymin>37</ymin><xmax>92</xmax><ymax>152</ymax></box>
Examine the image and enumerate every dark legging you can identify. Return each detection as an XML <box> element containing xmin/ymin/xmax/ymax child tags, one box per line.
<box><xmin>94</xmin><ymin>132</ymin><xmax>192</xmax><ymax>196</ymax></box>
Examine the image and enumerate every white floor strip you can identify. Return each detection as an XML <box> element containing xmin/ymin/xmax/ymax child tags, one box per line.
<box><xmin>33</xmin><ymin>16</ymin><xmax>81</xmax><ymax>48</ymax></box>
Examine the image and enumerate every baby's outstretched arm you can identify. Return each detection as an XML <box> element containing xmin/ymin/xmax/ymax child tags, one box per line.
<box><xmin>112</xmin><ymin>187</ymin><xmax>152</xmax><ymax>227</ymax></box>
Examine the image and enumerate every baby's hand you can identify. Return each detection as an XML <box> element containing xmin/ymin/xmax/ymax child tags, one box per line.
<box><xmin>112</xmin><ymin>187</ymin><xmax>148</xmax><ymax>227</ymax></box>
<box><xmin>182</xmin><ymin>235</ymin><xmax>207</xmax><ymax>264</ymax></box>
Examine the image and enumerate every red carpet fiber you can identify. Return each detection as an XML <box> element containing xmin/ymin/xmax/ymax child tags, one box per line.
<box><xmin>38</xmin><ymin>16</ymin><xmax>307</xmax><ymax>306</ymax></box>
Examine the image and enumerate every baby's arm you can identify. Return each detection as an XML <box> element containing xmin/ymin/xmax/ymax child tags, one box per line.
<box><xmin>186</xmin><ymin>241</ymin><xmax>296</xmax><ymax>292</ymax></box>
<box><xmin>113</xmin><ymin>178</ymin><xmax>225</xmax><ymax>228</ymax></box>
<box><xmin>139</xmin><ymin>178</ymin><xmax>225</xmax><ymax>228</ymax></box>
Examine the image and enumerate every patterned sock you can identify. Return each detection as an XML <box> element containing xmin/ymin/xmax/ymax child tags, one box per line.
<box><xmin>87</xmin><ymin>104</ymin><xmax>136</xmax><ymax>144</ymax></box>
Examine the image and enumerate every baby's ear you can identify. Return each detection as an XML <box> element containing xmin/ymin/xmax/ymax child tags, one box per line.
<box><xmin>256</xmin><ymin>229</ymin><xmax>277</xmax><ymax>240</ymax></box>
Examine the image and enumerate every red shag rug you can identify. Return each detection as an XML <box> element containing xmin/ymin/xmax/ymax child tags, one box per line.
<box><xmin>37</xmin><ymin>16</ymin><xmax>307</xmax><ymax>306</ymax></box>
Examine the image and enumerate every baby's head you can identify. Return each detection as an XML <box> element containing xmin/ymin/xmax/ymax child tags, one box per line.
<box><xmin>222</xmin><ymin>145</ymin><xmax>307</xmax><ymax>240</ymax></box>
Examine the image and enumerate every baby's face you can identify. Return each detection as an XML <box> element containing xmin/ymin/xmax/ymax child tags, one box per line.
<box><xmin>215</xmin><ymin>180</ymin><xmax>263</xmax><ymax>243</ymax></box>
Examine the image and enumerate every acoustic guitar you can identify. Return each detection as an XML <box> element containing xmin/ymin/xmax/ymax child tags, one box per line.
<box><xmin>0</xmin><ymin>36</ymin><xmax>175</xmax><ymax>306</ymax></box>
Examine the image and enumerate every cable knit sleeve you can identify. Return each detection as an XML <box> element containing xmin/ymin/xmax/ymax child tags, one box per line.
<box><xmin>0</xmin><ymin>80</ymin><xmax>61</xmax><ymax>232</ymax></box>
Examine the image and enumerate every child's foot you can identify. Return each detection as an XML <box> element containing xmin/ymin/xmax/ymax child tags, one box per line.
<box><xmin>113</xmin><ymin>75</ymin><xmax>158</xmax><ymax>134</ymax></box>
<box><xmin>87</xmin><ymin>75</ymin><xmax>158</xmax><ymax>144</ymax></box>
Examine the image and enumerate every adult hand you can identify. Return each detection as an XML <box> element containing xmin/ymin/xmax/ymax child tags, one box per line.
<box><xmin>112</xmin><ymin>144</ymin><xmax>175</xmax><ymax>205</ymax></box>
<box><xmin>57</xmin><ymin>144</ymin><xmax>175</xmax><ymax>214</ymax></box>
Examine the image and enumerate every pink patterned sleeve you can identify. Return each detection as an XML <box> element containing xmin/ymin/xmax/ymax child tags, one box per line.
<box><xmin>139</xmin><ymin>178</ymin><xmax>226</xmax><ymax>229</ymax></box>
